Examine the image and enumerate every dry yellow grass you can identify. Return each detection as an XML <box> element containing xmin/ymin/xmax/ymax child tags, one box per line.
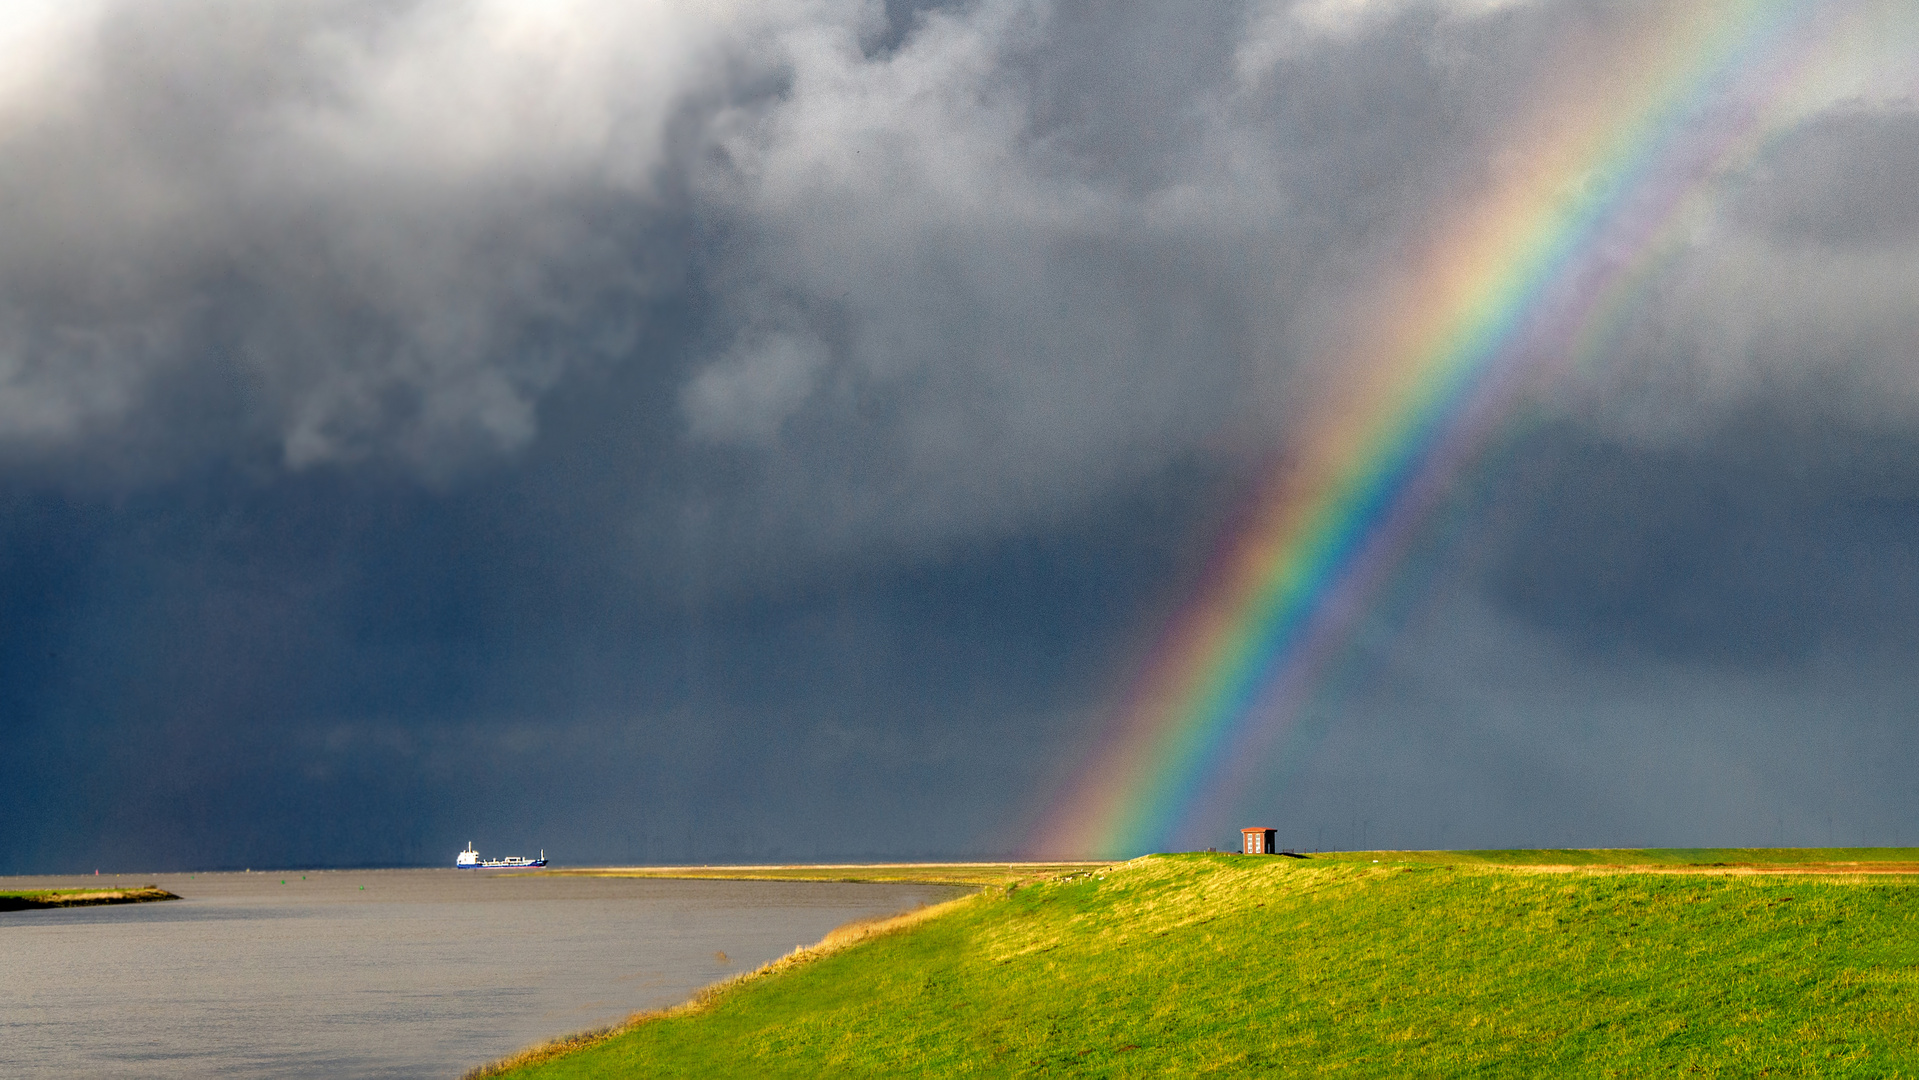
<box><xmin>0</xmin><ymin>886</ymin><xmax>178</xmax><ymax>911</ymax></box>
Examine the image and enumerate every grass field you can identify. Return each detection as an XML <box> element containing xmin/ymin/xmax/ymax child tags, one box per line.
<box><xmin>0</xmin><ymin>886</ymin><xmax>178</xmax><ymax>911</ymax></box>
<box><xmin>480</xmin><ymin>849</ymin><xmax>1919</xmax><ymax>1077</ymax></box>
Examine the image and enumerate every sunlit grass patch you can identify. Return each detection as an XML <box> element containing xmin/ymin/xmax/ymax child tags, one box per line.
<box><xmin>0</xmin><ymin>886</ymin><xmax>178</xmax><ymax>911</ymax></box>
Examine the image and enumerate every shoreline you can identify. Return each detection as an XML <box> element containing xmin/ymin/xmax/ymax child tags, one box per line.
<box><xmin>463</xmin><ymin>865</ymin><xmax>1089</xmax><ymax>1077</ymax></box>
<box><xmin>462</xmin><ymin>888</ymin><xmax>985</xmax><ymax>1079</ymax></box>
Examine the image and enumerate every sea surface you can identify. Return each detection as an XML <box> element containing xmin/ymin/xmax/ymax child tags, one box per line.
<box><xmin>0</xmin><ymin>868</ymin><xmax>965</xmax><ymax>1078</ymax></box>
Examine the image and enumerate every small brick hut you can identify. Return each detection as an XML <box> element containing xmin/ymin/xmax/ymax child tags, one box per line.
<box><xmin>1241</xmin><ymin>827</ymin><xmax>1278</xmax><ymax>855</ymax></box>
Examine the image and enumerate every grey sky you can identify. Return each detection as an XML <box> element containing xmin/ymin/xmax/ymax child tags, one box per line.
<box><xmin>1</xmin><ymin>0</ymin><xmax>1915</xmax><ymax>871</ymax></box>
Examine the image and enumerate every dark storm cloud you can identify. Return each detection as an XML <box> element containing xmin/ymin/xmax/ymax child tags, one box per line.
<box><xmin>6</xmin><ymin>0</ymin><xmax>1902</xmax><ymax>547</ymax></box>
<box><xmin>1481</xmin><ymin>417</ymin><xmax>1919</xmax><ymax>667</ymax></box>
<box><xmin>2</xmin><ymin>0</ymin><xmax>1917</xmax><ymax>871</ymax></box>
<box><xmin>0</xmin><ymin>0</ymin><xmax>1597</xmax><ymax>552</ymax></box>
<box><xmin>1245</xmin><ymin>414</ymin><xmax>1919</xmax><ymax>853</ymax></box>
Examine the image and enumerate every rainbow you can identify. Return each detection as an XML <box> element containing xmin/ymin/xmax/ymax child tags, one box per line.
<box><xmin>1035</xmin><ymin>0</ymin><xmax>1884</xmax><ymax>858</ymax></box>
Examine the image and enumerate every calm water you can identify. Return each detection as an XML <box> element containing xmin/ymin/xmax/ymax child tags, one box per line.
<box><xmin>0</xmin><ymin>869</ymin><xmax>964</xmax><ymax>1078</ymax></box>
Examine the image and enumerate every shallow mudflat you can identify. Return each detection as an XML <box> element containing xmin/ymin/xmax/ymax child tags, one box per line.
<box><xmin>0</xmin><ymin>868</ymin><xmax>963</xmax><ymax>1078</ymax></box>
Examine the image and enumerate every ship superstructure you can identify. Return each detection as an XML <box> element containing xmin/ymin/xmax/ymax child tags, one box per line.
<box><xmin>455</xmin><ymin>842</ymin><xmax>547</xmax><ymax>869</ymax></box>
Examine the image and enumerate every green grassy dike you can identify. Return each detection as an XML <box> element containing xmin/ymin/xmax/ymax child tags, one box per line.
<box><xmin>483</xmin><ymin>850</ymin><xmax>1919</xmax><ymax>1077</ymax></box>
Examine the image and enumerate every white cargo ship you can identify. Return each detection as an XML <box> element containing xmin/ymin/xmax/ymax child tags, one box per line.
<box><xmin>455</xmin><ymin>842</ymin><xmax>547</xmax><ymax>869</ymax></box>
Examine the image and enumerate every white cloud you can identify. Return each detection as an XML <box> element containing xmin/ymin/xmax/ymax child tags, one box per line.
<box><xmin>1236</xmin><ymin>0</ymin><xmax>1533</xmax><ymax>82</ymax></box>
<box><xmin>264</xmin><ymin>0</ymin><xmax>733</xmax><ymax>190</ymax></box>
<box><xmin>684</xmin><ymin>333</ymin><xmax>829</xmax><ymax>444</ymax></box>
<box><xmin>0</xmin><ymin>0</ymin><xmax>851</xmax><ymax>466</ymax></box>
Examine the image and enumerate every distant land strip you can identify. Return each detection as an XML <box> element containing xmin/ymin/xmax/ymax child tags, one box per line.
<box><xmin>538</xmin><ymin>862</ymin><xmax>1109</xmax><ymax>887</ymax></box>
<box><xmin>0</xmin><ymin>886</ymin><xmax>179</xmax><ymax>912</ymax></box>
<box><xmin>1258</xmin><ymin>847</ymin><xmax>1919</xmax><ymax>875</ymax></box>
<box><xmin>1504</xmin><ymin>862</ymin><xmax>1919</xmax><ymax>876</ymax></box>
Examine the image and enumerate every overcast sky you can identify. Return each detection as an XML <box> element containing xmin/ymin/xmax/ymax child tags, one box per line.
<box><xmin>2</xmin><ymin>0</ymin><xmax>1916</xmax><ymax>872</ymax></box>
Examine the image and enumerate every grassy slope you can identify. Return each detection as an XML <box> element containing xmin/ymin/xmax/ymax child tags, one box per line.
<box><xmin>499</xmin><ymin>851</ymin><xmax>1919</xmax><ymax>1077</ymax></box>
